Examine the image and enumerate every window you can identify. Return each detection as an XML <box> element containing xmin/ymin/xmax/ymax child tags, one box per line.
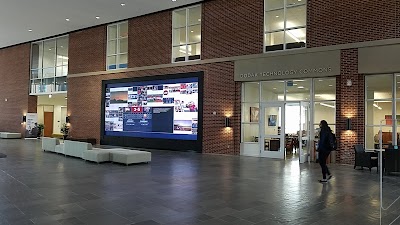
<box><xmin>365</xmin><ymin>74</ymin><xmax>396</xmax><ymax>149</ymax></box>
<box><xmin>30</xmin><ymin>36</ymin><xmax>68</xmax><ymax>94</ymax></box>
<box><xmin>172</xmin><ymin>5</ymin><xmax>201</xmax><ymax>62</ymax></box>
<box><xmin>313</xmin><ymin>78</ymin><xmax>336</xmax><ymax>135</ymax></box>
<box><xmin>107</xmin><ymin>21</ymin><xmax>128</xmax><ymax>70</ymax></box>
<box><xmin>264</xmin><ymin>0</ymin><xmax>306</xmax><ymax>52</ymax></box>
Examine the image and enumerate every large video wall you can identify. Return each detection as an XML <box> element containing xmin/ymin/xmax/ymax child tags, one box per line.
<box><xmin>104</xmin><ymin>76</ymin><xmax>199</xmax><ymax>141</ymax></box>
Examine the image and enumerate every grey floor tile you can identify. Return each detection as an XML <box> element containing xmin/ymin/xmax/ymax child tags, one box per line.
<box><xmin>76</xmin><ymin>212</ymin><xmax>131</xmax><ymax>225</ymax></box>
<box><xmin>0</xmin><ymin>140</ymin><xmax>397</xmax><ymax>225</ymax></box>
<box><xmin>132</xmin><ymin>220</ymin><xmax>160</xmax><ymax>225</ymax></box>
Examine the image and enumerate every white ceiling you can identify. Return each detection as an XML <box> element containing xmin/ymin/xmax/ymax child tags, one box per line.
<box><xmin>0</xmin><ymin>0</ymin><xmax>203</xmax><ymax>49</ymax></box>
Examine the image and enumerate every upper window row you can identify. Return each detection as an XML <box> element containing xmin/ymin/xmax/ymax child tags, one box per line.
<box><xmin>264</xmin><ymin>0</ymin><xmax>307</xmax><ymax>52</ymax></box>
<box><xmin>31</xmin><ymin>1</ymin><xmax>305</xmax><ymax>76</ymax></box>
<box><xmin>107</xmin><ymin>22</ymin><xmax>128</xmax><ymax>70</ymax></box>
<box><xmin>30</xmin><ymin>36</ymin><xmax>69</xmax><ymax>94</ymax></box>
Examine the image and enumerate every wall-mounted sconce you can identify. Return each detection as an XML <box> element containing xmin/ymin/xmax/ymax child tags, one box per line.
<box><xmin>225</xmin><ymin>117</ymin><xmax>231</xmax><ymax>127</ymax></box>
<box><xmin>22</xmin><ymin>116</ymin><xmax>26</xmax><ymax>123</ymax></box>
<box><xmin>66</xmin><ymin>116</ymin><xmax>70</xmax><ymax>123</ymax></box>
<box><xmin>346</xmin><ymin>118</ymin><xmax>351</xmax><ymax>130</ymax></box>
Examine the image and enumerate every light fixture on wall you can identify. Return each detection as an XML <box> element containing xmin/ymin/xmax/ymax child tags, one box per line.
<box><xmin>373</xmin><ymin>103</ymin><xmax>382</xmax><ymax>110</ymax></box>
<box><xmin>225</xmin><ymin>117</ymin><xmax>231</xmax><ymax>127</ymax></box>
<box><xmin>346</xmin><ymin>118</ymin><xmax>352</xmax><ymax>130</ymax></box>
<box><xmin>22</xmin><ymin>116</ymin><xmax>26</xmax><ymax>123</ymax></box>
<box><xmin>66</xmin><ymin>116</ymin><xmax>70</xmax><ymax>123</ymax></box>
<box><xmin>320</xmin><ymin>102</ymin><xmax>335</xmax><ymax>108</ymax></box>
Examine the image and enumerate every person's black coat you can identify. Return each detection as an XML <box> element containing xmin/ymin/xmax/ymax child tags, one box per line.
<box><xmin>318</xmin><ymin>128</ymin><xmax>332</xmax><ymax>152</ymax></box>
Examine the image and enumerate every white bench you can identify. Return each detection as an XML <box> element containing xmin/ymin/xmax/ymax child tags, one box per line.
<box><xmin>0</xmin><ymin>132</ymin><xmax>21</xmax><ymax>139</ymax></box>
<box><xmin>42</xmin><ymin>137</ymin><xmax>60</xmax><ymax>152</ymax></box>
<box><xmin>110</xmin><ymin>150</ymin><xmax>151</xmax><ymax>165</ymax></box>
<box><xmin>63</xmin><ymin>140</ymin><xmax>93</xmax><ymax>158</ymax></box>
<box><xmin>83</xmin><ymin>148</ymin><xmax>129</xmax><ymax>163</ymax></box>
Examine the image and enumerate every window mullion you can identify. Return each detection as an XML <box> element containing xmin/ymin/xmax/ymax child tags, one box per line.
<box><xmin>186</xmin><ymin>8</ymin><xmax>189</xmax><ymax>61</ymax></box>
<box><xmin>283</xmin><ymin>0</ymin><xmax>287</xmax><ymax>50</ymax></box>
<box><xmin>393</xmin><ymin>74</ymin><xmax>397</xmax><ymax>145</ymax></box>
<box><xmin>117</xmin><ymin>24</ymin><xmax>120</xmax><ymax>69</ymax></box>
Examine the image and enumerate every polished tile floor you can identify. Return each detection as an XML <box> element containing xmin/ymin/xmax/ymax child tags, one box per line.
<box><xmin>0</xmin><ymin>139</ymin><xmax>399</xmax><ymax>225</ymax></box>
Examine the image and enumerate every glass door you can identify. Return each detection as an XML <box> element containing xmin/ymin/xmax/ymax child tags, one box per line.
<box><xmin>260</xmin><ymin>103</ymin><xmax>285</xmax><ymax>159</ymax></box>
<box><xmin>299</xmin><ymin>101</ymin><xmax>311</xmax><ymax>163</ymax></box>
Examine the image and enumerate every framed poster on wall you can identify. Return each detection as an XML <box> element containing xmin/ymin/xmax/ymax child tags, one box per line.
<box><xmin>250</xmin><ymin>107</ymin><xmax>259</xmax><ymax>122</ymax></box>
<box><xmin>268</xmin><ymin>115</ymin><xmax>277</xmax><ymax>126</ymax></box>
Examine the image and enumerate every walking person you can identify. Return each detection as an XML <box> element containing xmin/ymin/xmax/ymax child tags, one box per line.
<box><xmin>317</xmin><ymin>120</ymin><xmax>333</xmax><ymax>183</ymax></box>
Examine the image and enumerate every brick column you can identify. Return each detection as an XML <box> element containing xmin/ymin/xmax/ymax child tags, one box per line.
<box><xmin>336</xmin><ymin>49</ymin><xmax>365</xmax><ymax>164</ymax></box>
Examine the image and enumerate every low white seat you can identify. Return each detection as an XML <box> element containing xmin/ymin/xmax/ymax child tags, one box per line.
<box><xmin>83</xmin><ymin>149</ymin><xmax>111</xmax><ymax>163</ymax></box>
<box><xmin>110</xmin><ymin>150</ymin><xmax>151</xmax><ymax>165</ymax></box>
<box><xmin>64</xmin><ymin>140</ymin><xmax>92</xmax><ymax>158</ymax></box>
<box><xmin>0</xmin><ymin>132</ymin><xmax>21</xmax><ymax>139</ymax></box>
<box><xmin>42</xmin><ymin>137</ymin><xmax>60</xmax><ymax>152</ymax></box>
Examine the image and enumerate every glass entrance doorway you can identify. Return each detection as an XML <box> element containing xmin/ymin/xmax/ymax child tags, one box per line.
<box><xmin>283</xmin><ymin>102</ymin><xmax>311</xmax><ymax>163</ymax></box>
<box><xmin>260</xmin><ymin>102</ymin><xmax>311</xmax><ymax>162</ymax></box>
<box><xmin>240</xmin><ymin>78</ymin><xmax>336</xmax><ymax>162</ymax></box>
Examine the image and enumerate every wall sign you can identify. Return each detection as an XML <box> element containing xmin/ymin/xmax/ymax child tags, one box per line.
<box><xmin>234</xmin><ymin>50</ymin><xmax>340</xmax><ymax>82</ymax></box>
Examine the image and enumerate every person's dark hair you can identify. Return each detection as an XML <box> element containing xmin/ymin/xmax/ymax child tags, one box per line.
<box><xmin>320</xmin><ymin>120</ymin><xmax>332</xmax><ymax>132</ymax></box>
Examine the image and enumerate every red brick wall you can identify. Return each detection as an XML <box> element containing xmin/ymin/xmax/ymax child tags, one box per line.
<box><xmin>336</xmin><ymin>49</ymin><xmax>364</xmax><ymax>164</ymax></box>
<box><xmin>307</xmin><ymin>0</ymin><xmax>398</xmax><ymax>48</ymax></box>
<box><xmin>129</xmin><ymin>11</ymin><xmax>172</xmax><ymax>67</ymax></box>
<box><xmin>68</xmin><ymin>26</ymin><xmax>107</xmax><ymax>74</ymax></box>
<box><xmin>68</xmin><ymin>62</ymin><xmax>240</xmax><ymax>155</ymax></box>
<box><xmin>0</xmin><ymin>44</ymin><xmax>37</xmax><ymax>135</ymax></box>
<box><xmin>202</xmin><ymin>0</ymin><xmax>264</xmax><ymax>59</ymax></box>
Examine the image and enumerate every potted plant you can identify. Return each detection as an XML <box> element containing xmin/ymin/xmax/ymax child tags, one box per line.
<box><xmin>60</xmin><ymin>123</ymin><xmax>69</xmax><ymax>140</ymax></box>
<box><xmin>37</xmin><ymin>123</ymin><xmax>44</xmax><ymax>139</ymax></box>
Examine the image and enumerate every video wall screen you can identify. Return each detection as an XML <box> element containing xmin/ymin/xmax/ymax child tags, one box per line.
<box><xmin>104</xmin><ymin>77</ymin><xmax>199</xmax><ymax>140</ymax></box>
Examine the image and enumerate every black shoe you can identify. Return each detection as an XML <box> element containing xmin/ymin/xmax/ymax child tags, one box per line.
<box><xmin>319</xmin><ymin>179</ymin><xmax>328</xmax><ymax>183</ymax></box>
<box><xmin>328</xmin><ymin>175</ymin><xmax>333</xmax><ymax>180</ymax></box>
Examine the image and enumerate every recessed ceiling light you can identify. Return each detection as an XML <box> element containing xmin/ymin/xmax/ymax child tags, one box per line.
<box><xmin>49</xmin><ymin>94</ymin><xmax>52</xmax><ymax>98</ymax></box>
<box><xmin>318</xmin><ymin>79</ymin><xmax>323</xmax><ymax>82</ymax></box>
<box><xmin>172</xmin><ymin>0</ymin><xmax>177</xmax><ymax>2</ymax></box>
<box><xmin>198</xmin><ymin>19</ymin><xmax>201</xmax><ymax>22</ymax></box>
<box><xmin>66</xmin><ymin>18</ymin><xmax>70</xmax><ymax>21</ymax></box>
<box><xmin>298</xmin><ymin>86</ymin><xmax>304</xmax><ymax>89</ymax></box>
<box><xmin>49</xmin><ymin>48</ymin><xmax>52</xmax><ymax>50</ymax></box>
<box><xmin>275</xmin><ymin>15</ymin><xmax>279</xmax><ymax>18</ymax></box>
<box><xmin>120</xmin><ymin>3</ymin><xmax>126</xmax><ymax>6</ymax></box>
<box><xmin>95</xmin><ymin>16</ymin><xmax>100</xmax><ymax>19</ymax></box>
<box><xmin>298</xmin><ymin>0</ymin><xmax>302</xmax><ymax>1</ymax></box>
<box><xmin>293</xmin><ymin>83</ymin><xmax>298</xmax><ymax>86</ymax></box>
<box><xmin>191</xmin><ymin>30</ymin><xmax>194</xmax><ymax>33</ymax></box>
<box><xmin>273</xmin><ymin>88</ymin><xmax>277</xmax><ymax>90</ymax></box>
<box><xmin>28</xmin><ymin>29</ymin><xmax>32</xmax><ymax>32</ymax></box>
<box><xmin>329</xmin><ymin>85</ymin><xmax>333</xmax><ymax>87</ymax></box>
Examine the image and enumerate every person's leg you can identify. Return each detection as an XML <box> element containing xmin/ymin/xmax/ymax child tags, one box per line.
<box><xmin>324</xmin><ymin>152</ymin><xmax>333</xmax><ymax>180</ymax></box>
<box><xmin>319</xmin><ymin>152</ymin><xmax>327</xmax><ymax>180</ymax></box>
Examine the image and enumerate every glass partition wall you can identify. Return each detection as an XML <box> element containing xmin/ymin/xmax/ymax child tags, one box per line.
<box><xmin>241</xmin><ymin>78</ymin><xmax>336</xmax><ymax>161</ymax></box>
<box><xmin>365</xmin><ymin>74</ymin><xmax>398</xmax><ymax>149</ymax></box>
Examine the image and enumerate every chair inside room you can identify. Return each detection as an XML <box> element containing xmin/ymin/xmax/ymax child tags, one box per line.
<box><xmin>354</xmin><ymin>144</ymin><xmax>378</xmax><ymax>173</ymax></box>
